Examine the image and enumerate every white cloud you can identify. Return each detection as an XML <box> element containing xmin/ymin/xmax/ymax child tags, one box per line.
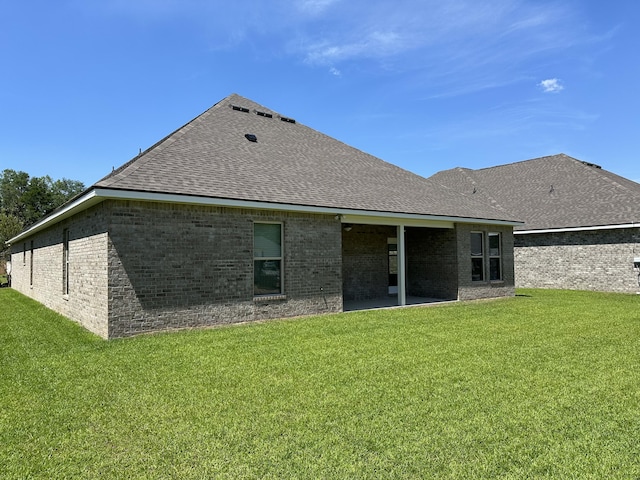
<box><xmin>329</xmin><ymin>66</ymin><xmax>342</xmax><ymax>76</ymax></box>
<box><xmin>289</xmin><ymin>0</ymin><xmax>601</xmax><ymax>97</ymax></box>
<box><xmin>304</xmin><ymin>30</ymin><xmax>405</xmax><ymax>65</ymax></box>
<box><xmin>86</xmin><ymin>0</ymin><xmax>604</xmax><ymax>98</ymax></box>
<box><xmin>539</xmin><ymin>78</ymin><xmax>564</xmax><ymax>93</ymax></box>
<box><xmin>296</xmin><ymin>0</ymin><xmax>340</xmax><ymax>15</ymax></box>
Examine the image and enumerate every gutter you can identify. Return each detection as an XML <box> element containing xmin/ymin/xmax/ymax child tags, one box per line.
<box><xmin>516</xmin><ymin>223</ymin><xmax>640</xmax><ymax>235</ymax></box>
<box><xmin>7</xmin><ymin>187</ymin><xmax>523</xmax><ymax>245</ymax></box>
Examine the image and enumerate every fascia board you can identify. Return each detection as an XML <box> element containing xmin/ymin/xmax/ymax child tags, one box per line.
<box><xmin>6</xmin><ymin>190</ymin><xmax>103</xmax><ymax>244</ymax></box>
<box><xmin>95</xmin><ymin>188</ymin><xmax>522</xmax><ymax>226</ymax></box>
<box><xmin>516</xmin><ymin>223</ymin><xmax>640</xmax><ymax>234</ymax></box>
<box><xmin>6</xmin><ymin>187</ymin><xmax>522</xmax><ymax>245</ymax></box>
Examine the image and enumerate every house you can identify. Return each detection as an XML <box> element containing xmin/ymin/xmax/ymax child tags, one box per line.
<box><xmin>429</xmin><ymin>154</ymin><xmax>640</xmax><ymax>293</ymax></box>
<box><xmin>8</xmin><ymin>94</ymin><xmax>521</xmax><ymax>339</ymax></box>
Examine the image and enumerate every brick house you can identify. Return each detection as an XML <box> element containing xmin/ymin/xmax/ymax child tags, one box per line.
<box><xmin>429</xmin><ymin>154</ymin><xmax>640</xmax><ymax>293</ymax></box>
<box><xmin>8</xmin><ymin>94</ymin><xmax>520</xmax><ymax>339</ymax></box>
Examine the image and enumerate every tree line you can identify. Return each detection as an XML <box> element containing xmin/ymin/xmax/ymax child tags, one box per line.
<box><xmin>0</xmin><ymin>169</ymin><xmax>85</xmax><ymax>253</ymax></box>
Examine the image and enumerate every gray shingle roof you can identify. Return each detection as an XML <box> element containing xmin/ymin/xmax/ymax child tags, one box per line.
<box><xmin>428</xmin><ymin>153</ymin><xmax>640</xmax><ymax>230</ymax></box>
<box><xmin>95</xmin><ymin>93</ymin><xmax>517</xmax><ymax>222</ymax></box>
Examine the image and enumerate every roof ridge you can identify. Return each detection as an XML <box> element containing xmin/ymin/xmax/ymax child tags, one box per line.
<box><xmin>473</xmin><ymin>153</ymin><xmax>574</xmax><ymax>172</ymax></box>
<box><xmin>573</xmin><ymin>157</ymin><xmax>640</xmax><ymax>198</ymax></box>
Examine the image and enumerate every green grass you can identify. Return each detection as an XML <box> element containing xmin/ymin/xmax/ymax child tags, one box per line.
<box><xmin>1</xmin><ymin>289</ymin><xmax>640</xmax><ymax>479</ymax></box>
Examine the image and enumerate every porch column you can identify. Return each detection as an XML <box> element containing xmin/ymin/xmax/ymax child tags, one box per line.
<box><xmin>397</xmin><ymin>224</ymin><xmax>406</xmax><ymax>306</ymax></box>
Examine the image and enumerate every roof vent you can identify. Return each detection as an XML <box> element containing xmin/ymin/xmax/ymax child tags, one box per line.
<box><xmin>255</xmin><ymin>110</ymin><xmax>273</xmax><ymax>118</ymax></box>
<box><xmin>231</xmin><ymin>105</ymin><xmax>250</xmax><ymax>113</ymax></box>
<box><xmin>245</xmin><ymin>134</ymin><xmax>257</xmax><ymax>142</ymax></box>
<box><xmin>279</xmin><ymin>116</ymin><xmax>296</xmax><ymax>124</ymax></box>
<box><xmin>581</xmin><ymin>161</ymin><xmax>602</xmax><ymax>169</ymax></box>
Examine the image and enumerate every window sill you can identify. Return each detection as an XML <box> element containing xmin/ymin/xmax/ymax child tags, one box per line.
<box><xmin>253</xmin><ymin>294</ymin><xmax>287</xmax><ymax>302</ymax></box>
<box><xmin>471</xmin><ymin>280</ymin><xmax>504</xmax><ymax>285</ymax></box>
<box><xmin>63</xmin><ymin>294</ymin><xmax>69</xmax><ymax>301</ymax></box>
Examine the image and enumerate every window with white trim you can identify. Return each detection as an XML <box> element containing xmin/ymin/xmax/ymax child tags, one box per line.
<box><xmin>23</xmin><ymin>243</ymin><xmax>27</xmax><ymax>265</ymax></box>
<box><xmin>488</xmin><ymin>232</ymin><xmax>502</xmax><ymax>281</ymax></box>
<box><xmin>470</xmin><ymin>232</ymin><xmax>484</xmax><ymax>282</ymax></box>
<box><xmin>254</xmin><ymin>223</ymin><xmax>283</xmax><ymax>296</ymax></box>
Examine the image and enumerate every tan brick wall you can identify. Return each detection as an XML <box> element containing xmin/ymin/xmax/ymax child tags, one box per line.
<box><xmin>514</xmin><ymin>228</ymin><xmax>640</xmax><ymax>293</ymax></box>
<box><xmin>9</xmin><ymin>204</ymin><xmax>109</xmax><ymax>338</ymax></box>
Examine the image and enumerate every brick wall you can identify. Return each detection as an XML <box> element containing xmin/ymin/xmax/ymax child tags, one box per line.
<box><xmin>341</xmin><ymin>224</ymin><xmax>395</xmax><ymax>301</ymax></box>
<box><xmin>406</xmin><ymin>227</ymin><xmax>458</xmax><ymax>299</ymax></box>
<box><xmin>9</xmin><ymin>204</ymin><xmax>109</xmax><ymax>338</ymax></box>
<box><xmin>514</xmin><ymin>227</ymin><xmax>640</xmax><ymax>293</ymax></box>
<box><xmin>107</xmin><ymin>201</ymin><xmax>343</xmax><ymax>338</ymax></box>
<box><xmin>9</xmin><ymin>196</ymin><xmax>519</xmax><ymax>339</ymax></box>
<box><xmin>456</xmin><ymin>223</ymin><xmax>515</xmax><ymax>300</ymax></box>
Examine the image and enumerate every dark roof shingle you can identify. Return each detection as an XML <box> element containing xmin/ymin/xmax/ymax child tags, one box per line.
<box><xmin>95</xmin><ymin>93</ymin><xmax>517</xmax><ymax>222</ymax></box>
<box><xmin>429</xmin><ymin>153</ymin><xmax>640</xmax><ymax>230</ymax></box>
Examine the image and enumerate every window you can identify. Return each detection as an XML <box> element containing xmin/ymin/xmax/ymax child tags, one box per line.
<box><xmin>470</xmin><ymin>232</ymin><xmax>484</xmax><ymax>282</ymax></box>
<box><xmin>29</xmin><ymin>241</ymin><xmax>34</xmax><ymax>287</ymax></box>
<box><xmin>63</xmin><ymin>229</ymin><xmax>70</xmax><ymax>295</ymax></box>
<box><xmin>489</xmin><ymin>232</ymin><xmax>502</xmax><ymax>281</ymax></box>
<box><xmin>254</xmin><ymin>223</ymin><xmax>282</xmax><ymax>296</ymax></box>
<box><xmin>471</xmin><ymin>232</ymin><xmax>503</xmax><ymax>282</ymax></box>
<box><xmin>23</xmin><ymin>243</ymin><xmax>26</xmax><ymax>265</ymax></box>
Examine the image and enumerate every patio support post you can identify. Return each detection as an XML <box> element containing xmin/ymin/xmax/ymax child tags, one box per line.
<box><xmin>397</xmin><ymin>224</ymin><xmax>406</xmax><ymax>306</ymax></box>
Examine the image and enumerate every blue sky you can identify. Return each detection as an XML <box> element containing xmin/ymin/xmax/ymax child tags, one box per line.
<box><xmin>2</xmin><ymin>0</ymin><xmax>639</xmax><ymax>187</ymax></box>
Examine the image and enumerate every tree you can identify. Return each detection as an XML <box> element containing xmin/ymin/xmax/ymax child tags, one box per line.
<box><xmin>0</xmin><ymin>169</ymin><xmax>85</xmax><ymax>267</ymax></box>
<box><xmin>0</xmin><ymin>170</ymin><xmax>29</xmax><ymax>218</ymax></box>
<box><xmin>0</xmin><ymin>213</ymin><xmax>23</xmax><ymax>251</ymax></box>
<box><xmin>51</xmin><ymin>178</ymin><xmax>85</xmax><ymax>207</ymax></box>
<box><xmin>0</xmin><ymin>169</ymin><xmax>85</xmax><ymax>228</ymax></box>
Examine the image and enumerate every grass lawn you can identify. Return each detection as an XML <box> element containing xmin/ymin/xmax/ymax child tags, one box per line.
<box><xmin>1</xmin><ymin>289</ymin><xmax>639</xmax><ymax>478</ymax></box>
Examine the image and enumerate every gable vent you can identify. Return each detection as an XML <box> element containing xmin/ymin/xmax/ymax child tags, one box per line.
<box><xmin>245</xmin><ymin>134</ymin><xmax>258</xmax><ymax>142</ymax></box>
<box><xmin>255</xmin><ymin>110</ymin><xmax>273</xmax><ymax>118</ymax></box>
<box><xmin>231</xmin><ymin>105</ymin><xmax>250</xmax><ymax>113</ymax></box>
<box><xmin>279</xmin><ymin>116</ymin><xmax>296</xmax><ymax>124</ymax></box>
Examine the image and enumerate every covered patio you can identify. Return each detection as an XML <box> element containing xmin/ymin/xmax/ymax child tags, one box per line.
<box><xmin>343</xmin><ymin>295</ymin><xmax>454</xmax><ymax>312</ymax></box>
<box><xmin>341</xmin><ymin>217</ymin><xmax>460</xmax><ymax>310</ymax></box>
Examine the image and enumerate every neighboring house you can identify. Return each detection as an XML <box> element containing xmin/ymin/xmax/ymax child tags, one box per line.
<box><xmin>8</xmin><ymin>94</ymin><xmax>520</xmax><ymax>339</ymax></box>
<box><xmin>429</xmin><ymin>154</ymin><xmax>640</xmax><ymax>293</ymax></box>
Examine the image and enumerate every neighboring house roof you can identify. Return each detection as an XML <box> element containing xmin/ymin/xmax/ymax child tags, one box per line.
<box><xmin>8</xmin><ymin>93</ymin><xmax>520</xmax><ymax>245</ymax></box>
<box><xmin>429</xmin><ymin>153</ymin><xmax>640</xmax><ymax>232</ymax></box>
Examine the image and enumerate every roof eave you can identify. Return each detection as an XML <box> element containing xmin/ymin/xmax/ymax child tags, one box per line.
<box><xmin>7</xmin><ymin>190</ymin><xmax>104</xmax><ymax>244</ymax></box>
<box><xmin>6</xmin><ymin>187</ymin><xmax>522</xmax><ymax>245</ymax></box>
<box><xmin>516</xmin><ymin>223</ymin><xmax>640</xmax><ymax>234</ymax></box>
